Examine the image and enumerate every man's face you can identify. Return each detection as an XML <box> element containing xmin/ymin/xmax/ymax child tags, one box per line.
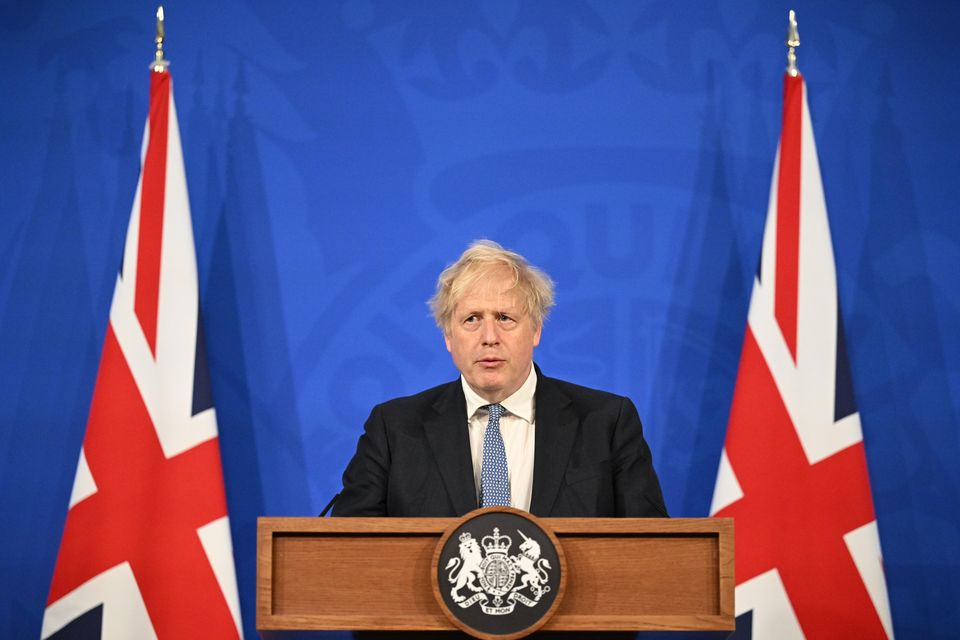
<box><xmin>444</xmin><ymin>266</ymin><xmax>542</xmax><ymax>404</ymax></box>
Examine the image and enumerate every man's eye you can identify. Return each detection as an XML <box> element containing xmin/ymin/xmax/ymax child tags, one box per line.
<box><xmin>499</xmin><ymin>314</ymin><xmax>515</xmax><ymax>323</ymax></box>
<box><xmin>464</xmin><ymin>315</ymin><xmax>478</xmax><ymax>324</ymax></box>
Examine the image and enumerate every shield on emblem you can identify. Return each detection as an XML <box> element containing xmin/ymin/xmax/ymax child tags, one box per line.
<box><xmin>480</xmin><ymin>554</ymin><xmax>516</xmax><ymax>595</ymax></box>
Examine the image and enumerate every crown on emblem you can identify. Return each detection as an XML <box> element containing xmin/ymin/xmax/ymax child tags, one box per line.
<box><xmin>459</xmin><ymin>532</ymin><xmax>474</xmax><ymax>544</ymax></box>
<box><xmin>481</xmin><ymin>527</ymin><xmax>512</xmax><ymax>555</ymax></box>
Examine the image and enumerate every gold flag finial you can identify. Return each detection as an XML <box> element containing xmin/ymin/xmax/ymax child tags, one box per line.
<box><xmin>152</xmin><ymin>6</ymin><xmax>169</xmax><ymax>72</ymax></box>
<box><xmin>786</xmin><ymin>10</ymin><xmax>800</xmax><ymax>77</ymax></box>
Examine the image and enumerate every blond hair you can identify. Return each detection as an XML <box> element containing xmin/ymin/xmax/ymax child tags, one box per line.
<box><xmin>428</xmin><ymin>240</ymin><xmax>555</xmax><ymax>330</ymax></box>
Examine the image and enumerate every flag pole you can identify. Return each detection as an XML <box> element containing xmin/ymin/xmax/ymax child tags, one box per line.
<box><xmin>152</xmin><ymin>5</ymin><xmax>169</xmax><ymax>72</ymax></box>
<box><xmin>786</xmin><ymin>9</ymin><xmax>800</xmax><ymax>76</ymax></box>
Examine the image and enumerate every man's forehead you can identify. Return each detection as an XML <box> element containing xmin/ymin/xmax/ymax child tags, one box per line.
<box><xmin>455</xmin><ymin>291</ymin><xmax>523</xmax><ymax>311</ymax></box>
<box><xmin>456</xmin><ymin>271</ymin><xmax>522</xmax><ymax>306</ymax></box>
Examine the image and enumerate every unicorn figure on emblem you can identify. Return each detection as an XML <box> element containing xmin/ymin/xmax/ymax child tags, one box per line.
<box><xmin>512</xmin><ymin>529</ymin><xmax>552</xmax><ymax>601</ymax></box>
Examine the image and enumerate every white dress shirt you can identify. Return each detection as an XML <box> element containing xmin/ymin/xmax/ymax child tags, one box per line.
<box><xmin>462</xmin><ymin>366</ymin><xmax>537</xmax><ymax>511</ymax></box>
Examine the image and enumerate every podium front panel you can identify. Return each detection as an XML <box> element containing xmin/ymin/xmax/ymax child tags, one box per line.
<box><xmin>257</xmin><ymin>517</ymin><xmax>733</xmax><ymax>632</ymax></box>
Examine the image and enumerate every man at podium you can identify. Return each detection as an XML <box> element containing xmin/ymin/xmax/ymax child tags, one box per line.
<box><xmin>333</xmin><ymin>240</ymin><xmax>667</xmax><ymax>519</ymax></box>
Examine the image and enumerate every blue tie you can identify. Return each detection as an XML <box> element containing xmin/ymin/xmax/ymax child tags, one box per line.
<box><xmin>480</xmin><ymin>404</ymin><xmax>511</xmax><ymax>507</ymax></box>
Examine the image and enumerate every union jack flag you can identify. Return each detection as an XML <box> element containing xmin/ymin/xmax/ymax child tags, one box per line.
<box><xmin>710</xmin><ymin>73</ymin><xmax>894</xmax><ymax>638</ymax></box>
<box><xmin>41</xmin><ymin>67</ymin><xmax>242</xmax><ymax>638</ymax></box>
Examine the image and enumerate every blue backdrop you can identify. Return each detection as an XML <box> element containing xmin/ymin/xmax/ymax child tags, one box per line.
<box><xmin>1</xmin><ymin>1</ymin><xmax>958</xmax><ymax>638</ymax></box>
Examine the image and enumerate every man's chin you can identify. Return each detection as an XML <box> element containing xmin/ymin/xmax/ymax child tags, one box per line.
<box><xmin>475</xmin><ymin>380</ymin><xmax>503</xmax><ymax>395</ymax></box>
<box><xmin>467</xmin><ymin>376</ymin><xmax>506</xmax><ymax>402</ymax></box>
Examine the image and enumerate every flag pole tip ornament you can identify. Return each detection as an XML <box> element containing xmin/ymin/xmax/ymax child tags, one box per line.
<box><xmin>786</xmin><ymin>9</ymin><xmax>800</xmax><ymax>77</ymax></box>
<box><xmin>152</xmin><ymin>5</ymin><xmax>169</xmax><ymax>72</ymax></box>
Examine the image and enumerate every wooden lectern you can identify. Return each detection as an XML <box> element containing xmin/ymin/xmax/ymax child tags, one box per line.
<box><xmin>258</xmin><ymin>516</ymin><xmax>733</xmax><ymax>635</ymax></box>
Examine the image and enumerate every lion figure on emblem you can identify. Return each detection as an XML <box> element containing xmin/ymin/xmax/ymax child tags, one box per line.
<box><xmin>513</xmin><ymin>530</ymin><xmax>552</xmax><ymax>600</ymax></box>
<box><xmin>445</xmin><ymin>532</ymin><xmax>484</xmax><ymax>602</ymax></box>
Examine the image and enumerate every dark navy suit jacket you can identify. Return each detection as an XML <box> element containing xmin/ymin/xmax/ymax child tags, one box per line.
<box><xmin>332</xmin><ymin>367</ymin><xmax>668</xmax><ymax>518</ymax></box>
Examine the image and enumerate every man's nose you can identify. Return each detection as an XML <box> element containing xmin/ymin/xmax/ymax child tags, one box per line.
<box><xmin>480</xmin><ymin>320</ymin><xmax>500</xmax><ymax>345</ymax></box>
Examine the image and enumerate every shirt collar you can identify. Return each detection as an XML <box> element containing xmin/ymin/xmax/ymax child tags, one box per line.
<box><xmin>461</xmin><ymin>364</ymin><xmax>537</xmax><ymax>424</ymax></box>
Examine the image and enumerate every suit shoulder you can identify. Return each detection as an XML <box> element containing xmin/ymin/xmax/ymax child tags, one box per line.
<box><xmin>372</xmin><ymin>379</ymin><xmax>458</xmax><ymax>414</ymax></box>
<box><xmin>541</xmin><ymin>375</ymin><xmax>632</xmax><ymax>409</ymax></box>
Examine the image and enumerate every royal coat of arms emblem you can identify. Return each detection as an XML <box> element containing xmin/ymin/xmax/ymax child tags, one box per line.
<box><xmin>444</xmin><ymin>526</ymin><xmax>552</xmax><ymax>615</ymax></box>
<box><xmin>433</xmin><ymin>508</ymin><xmax>565</xmax><ymax>639</ymax></box>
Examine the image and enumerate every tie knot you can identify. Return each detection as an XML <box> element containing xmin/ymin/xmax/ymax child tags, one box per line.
<box><xmin>485</xmin><ymin>404</ymin><xmax>504</xmax><ymax>420</ymax></box>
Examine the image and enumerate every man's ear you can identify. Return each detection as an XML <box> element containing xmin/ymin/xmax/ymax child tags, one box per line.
<box><xmin>444</xmin><ymin>328</ymin><xmax>452</xmax><ymax>353</ymax></box>
<box><xmin>533</xmin><ymin>322</ymin><xmax>542</xmax><ymax>347</ymax></box>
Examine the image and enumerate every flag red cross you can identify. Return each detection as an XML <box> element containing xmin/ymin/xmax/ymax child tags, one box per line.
<box><xmin>774</xmin><ymin>76</ymin><xmax>802</xmax><ymax>362</ymax></box>
<box><xmin>47</xmin><ymin>327</ymin><xmax>237</xmax><ymax>638</ymax></box>
<box><xmin>715</xmin><ymin>329</ymin><xmax>887</xmax><ymax>638</ymax></box>
<box><xmin>134</xmin><ymin>72</ymin><xmax>170</xmax><ymax>357</ymax></box>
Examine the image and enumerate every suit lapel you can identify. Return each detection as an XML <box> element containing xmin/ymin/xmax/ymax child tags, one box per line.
<box><xmin>423</xmin><ymin>380</ymin><xmax>478</xmax><ymax>515</ymax></box>
<box><xmin>530</xmin><ymin>371</ymin><xmax>578</xmax><ymax>516</ymax></box>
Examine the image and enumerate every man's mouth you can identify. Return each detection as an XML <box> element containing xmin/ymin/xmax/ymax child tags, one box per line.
<box><xmin>477</xmin><ymin>358</ymin><xmax>504</xmax><ymax>368</ymax></box>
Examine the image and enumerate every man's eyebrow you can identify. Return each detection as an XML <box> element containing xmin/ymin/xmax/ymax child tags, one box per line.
<box><xmin>459</xmin><ymin>305</ymin><xmax>520</xmax><ymax>315</ymax></box>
